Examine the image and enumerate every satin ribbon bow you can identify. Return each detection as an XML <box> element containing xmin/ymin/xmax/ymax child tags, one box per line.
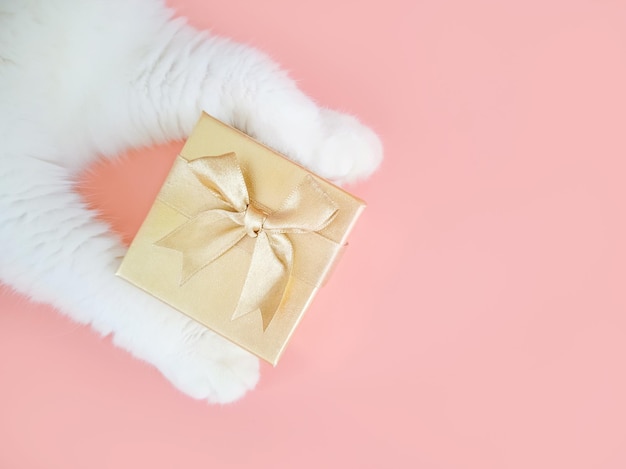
<box><xmin>155</xmin><ymin>152</ymin><xmax>338</xmax><ymax>330</ymax></box>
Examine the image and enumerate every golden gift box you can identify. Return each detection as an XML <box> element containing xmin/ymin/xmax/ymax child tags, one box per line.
<box><xmin>116</xmin><ymin>112</ymin><xmax>365</xmax><ymax>364</ymax></box>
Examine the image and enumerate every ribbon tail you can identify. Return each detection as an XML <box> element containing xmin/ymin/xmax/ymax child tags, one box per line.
<box><xmin>232</xmin><ymin>232</ymin><xmax>293</xmax><ymax>331</ymax></box>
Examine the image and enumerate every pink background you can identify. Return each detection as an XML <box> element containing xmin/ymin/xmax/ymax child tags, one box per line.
<box><xmin>2</xmin><ymin>0</ymin><xmax>626</xmax><ymax>467</ymax></box>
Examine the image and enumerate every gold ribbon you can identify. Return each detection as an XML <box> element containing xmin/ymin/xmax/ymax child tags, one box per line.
<box><xmin>155</xmin><ymin>152</ymin><xmax>338</xmax><ymax>330</ymax></box>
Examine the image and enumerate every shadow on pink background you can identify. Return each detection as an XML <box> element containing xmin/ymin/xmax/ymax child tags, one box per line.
<box><xmin>2</xmin><ymin>0</ymin><xmax>626</xmax><ymax>467</ymax></box>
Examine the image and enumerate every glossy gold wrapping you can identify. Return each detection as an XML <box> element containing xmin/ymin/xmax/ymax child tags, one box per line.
<box><xmin>116</xmin><ymin>112</ymin><xmax>365</xmax><ymax>364</ymax></box>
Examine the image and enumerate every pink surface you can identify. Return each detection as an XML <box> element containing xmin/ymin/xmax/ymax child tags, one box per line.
<box><xmin>2</xmin><ymin>0</ymin><xmax>626</xmax><ymax>467</ymax></box>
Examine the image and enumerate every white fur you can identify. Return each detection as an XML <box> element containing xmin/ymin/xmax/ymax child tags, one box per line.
<box><xmin>0</xmin><ymin>0</ymin><xmax>382</xmax><ymax>403</ymax></box>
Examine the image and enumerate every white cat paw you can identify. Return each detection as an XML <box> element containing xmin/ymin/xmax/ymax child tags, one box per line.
<box><xmin>158</xmin><ymin>330</ymin><xmax>260</xmax><ymax>404</ymax></box>
<box><xmin>313</xmin><ymin>109</ymin><xmax>383</xmax><ymax>184</ymax></box>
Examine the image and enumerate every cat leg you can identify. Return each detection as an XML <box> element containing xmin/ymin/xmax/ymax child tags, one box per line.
<box><xmin>0</xmin><ymin>154</ymin><xmax>259</xmax><ymax>404</ymax></box>
<box><xmin>110</xmin><ymin>21</ymin><xmax>383</xmax><ymax>184</ymax></box>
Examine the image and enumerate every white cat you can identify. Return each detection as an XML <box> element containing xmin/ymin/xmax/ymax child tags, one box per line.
<box><xmin>0</xmin><ymin>0</ymin><xmax>382</xmax><ymax>403</ymax></box>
